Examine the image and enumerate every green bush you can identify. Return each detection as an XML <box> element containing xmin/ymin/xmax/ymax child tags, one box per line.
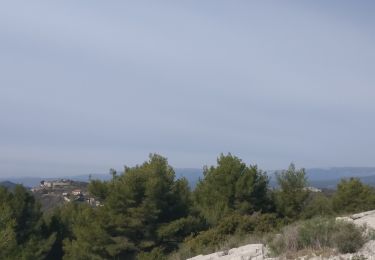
<box><xmin>236</xmin><ymin>213</ymin><xmax>280</xmax><ymax>234</ymax></box>
<box><xmin>274</xmin><ymin>164</ymin><xmax>310</xmax><ymax>220</ymax></box>
<box><xmin>194</xmin><ymin>154</ymin><xmax>272</xmax><ymax>226</ymax></box>
<box><xmin>137</xmin><ymin>247</ymin><xmax>166</xmax><ymax>260</ymax></box>
<box><xmin>302</xmin><ymin>193</ymin><xmax>334</xmax><ymax>219</ymax></box>
<box><xmin>173</xmin><ymin>213</ymin><xmax>279</xmax><ymax>258</ymax></box>
<box><xmin>269</xmin><ymin>225</ymin><xmax>299</xmax><ymax>255</ymax></box>
<box><xmin>297</xmin><ymin>217</ymin><xmax>336</xmax><ymax>249</ymax></box>
<box><xmin>333</xmin><ymin>221</ymin><xmax>365</xmax><ymax>253</ymax></box>
<box><xmin>332</xmin><ymin>178</ymin><xmax>375</xmax><ymax>214</ymax></box>
<box><xmin>269</xmin><ymin>217</ymin><xmax>367</xmax><ymax>256</ymax></box>
<box><xmin>157</xmin><ymin>215</ymin><xmax>205</xmax><ymax>253</ymax></box>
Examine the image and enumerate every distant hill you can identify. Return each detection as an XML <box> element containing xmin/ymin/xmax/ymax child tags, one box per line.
<box><xmin>306</xmin><ymin>167</ymin><xmax>375</xmax><ymax>181</ymax></box>
<box><xmin>268</xmin><ymin>167</ymin><xmax>375</xmax><ymax>189</ymax></box>
<box><xmin>309</xmin><ymin>175</ymin><xmax>375</xmax><ymax>189</ymax></box>
<box><xmin>0</xmin><ymin>169</ymin><xmax>203</xmax><ymax>188</ymax></box>
<box><xmin>168</xmin><ymin>167</ymin><xmax>375</xmax><ymax>189</ymax></box>
<box><xmin>0</xmin><ymin>181</ymin><xmax>18</xmax><ymax>190</ymax></box>
<box><xmin>0</xmin><ymin>174</ymin><xmax>111</xmax><ymax>188</ymax></box>
<box><xmin>3</xmin><ymin>167</ymin><xmax>375</xmax><ymax>190</ymax></box>
<box><xmin>305</xmin><ymin>167</ymin><xmax>375</xmax><ymax>189</ymax></box>
<box><xmin>0</xmin><ymin>177</ymin><xmax>42</xmax><ymax>188</ymax></box>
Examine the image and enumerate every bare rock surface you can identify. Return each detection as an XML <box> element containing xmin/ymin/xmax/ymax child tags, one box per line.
<box><xmin>187</xmin><ymin>241</ymin><xmax>375</xmax><ymax>260</ymax></box>
<box><xmin>187</xmin><ymin>244</ymin><xmax>264</xmax><ymax>260</ymax></box>
<box><xmin>353</xmin><ymin>211</ymin><xmax>375</xmax><ymax>229</ymax></box>
<box><xmin>336</xmin><ymin>209</ymin><xmax>375</xmax><ymax>229</ymax></box>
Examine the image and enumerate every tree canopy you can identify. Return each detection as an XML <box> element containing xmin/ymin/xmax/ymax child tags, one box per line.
<box><xmin>332</xmin><ymin>178</ymin><xmax>375</xmax><ymax>213</ymax></box>
<box><xmin>274</xmin><ymin>163</ymin><xmax>309</xmax><ymax>219</ymax></box>
<box><xmin>65</xmin><ymin>154</ymin><xmax>196</xmax><ymax>259</ymax></box>
<box><xmin>194</xmin><ymin>153</ymin><xmax>271</xmax><ymax>225</ymax></box>
<box><xmin>0</xmin><ymin>185</ymin><xmax>55</xmax><ymax>259</ymax></box>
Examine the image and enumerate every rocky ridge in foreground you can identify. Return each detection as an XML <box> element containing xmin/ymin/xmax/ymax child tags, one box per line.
<box><xmin>188</xmin><ymin>210</ymin><xmax>375</xmax><ymax>260</ymax></box>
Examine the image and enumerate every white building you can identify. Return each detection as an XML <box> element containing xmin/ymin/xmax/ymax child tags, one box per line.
<box><xmin>72</xmin><ymin>189</ymin><xmax>82</xmax><ymax>196</ymax></box>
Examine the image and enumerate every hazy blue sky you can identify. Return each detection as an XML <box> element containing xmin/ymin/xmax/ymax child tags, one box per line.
<box><xmin>1</xmin><ymin>1</ymin><xmax>375</xmax><ymax>177</ymax></box>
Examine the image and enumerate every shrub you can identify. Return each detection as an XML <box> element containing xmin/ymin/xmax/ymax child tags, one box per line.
<box><xmin>333</xmin><ymin>221</ymin><xmax>365</xmax><ymax>253</ymax></box>
<box><xmin>173</xmin><ymin>213</ymin><xmax>279</xmax><ymax>259</ymax></box>
<box><xmin>194</xmin><ymin>154</ymin><xmax>271</xmax><ymax>226</ymax></box>
<box><xmin>157</xmin><ymin>216</ymin><xmax>205</xmax><ymax>246</ymax></box>
<box><xmin>302</xmin><ymin>193</ymin><xmax>334</xmax><ymax>219</ymax></box>
<box><xmin>274</xmin><ymin>164</ymin><xmax>310</xmax><ymax>220</ymax></box>
<box><xmin>237</xmin><ymin>213</ymin><xmax>281</xmax><ymax>234</ymax></box>
<box><xmin>269</xmin><ymin>225</ymin><xmax>299</xmax><ymax>256</ymax></box>
<box><xmin>269</xmin><ymin>217</ymin><xmax>367</xmax><ymax>256</ymax></box>
<box><xmin>352</xmin><ymin>255</ymin><xmax>367</xmax><ymax>260</ymax></box>
<box><xmin>297</xmin><ymin>217</ymin><xmax>336</xmax><ymax>249</ymax></box>
<box><xmin>137</xmin><ymin>247</ymin><xmax>166</xmax><ymax>260</ymax></box>
<box><xmin>332</xmin><ymin>178</ymin><xmax>375</xmax><ymax>214</ymax></box>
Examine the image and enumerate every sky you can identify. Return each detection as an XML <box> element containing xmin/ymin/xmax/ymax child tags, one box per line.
<box><xmin>1</xmin><ymin>1</ymin><xmax>375</xmax><ymax>177</ymax></box>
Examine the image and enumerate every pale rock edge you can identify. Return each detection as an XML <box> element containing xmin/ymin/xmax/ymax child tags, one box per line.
<box><xmin>187</xmin><ymin>210</ymin><xmax>375</xmax><ymax>260</ymax></box>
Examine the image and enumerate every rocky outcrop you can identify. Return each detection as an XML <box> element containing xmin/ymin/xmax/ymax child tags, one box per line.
<box><xmin>340</xmin><ymin>209</ymin><xmax>375</xmax><ymax>229</ymax></box>
<box><xmin>188</xmin><ymin>210</ymin><xmax>375</xmax><ymax>260</ymax></box>
<box><xmin>187</xmin><ymin>241</ymin><xmax>375</xmax><ymax>260</ymax></box>
<box><xmin>187</xmin><ymin>244</ymin><xmax>265</xmax><ymax>260</ymax></box>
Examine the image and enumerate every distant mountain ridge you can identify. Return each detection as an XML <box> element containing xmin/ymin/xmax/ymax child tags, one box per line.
<box><xmin>0</xmin><ymin>174</ymin><xmax>111</xmax><ymax>188</ymax></box>
<box><xmin>306</xmin><ymin>167</ymin><xmax>375</xmax><ymax>180</ymax></box>
<box><xmin>271</xmin><ymin>167</ymin><xmax>375</xmax><ymax>189</ymax></box>
<box><xmin>0</xmin><ymin>181</ymin><xmax>18</xmax><ymax>190</ymax></box>
<box><xmin>305</xmin><ymin>167</ymin><xmax>375</xmax><ymax>189</ymax></box>
<box><xmin>2</xmin><ymin>167</ymin><xmax>375</xmax><ymax>189</ymax></box>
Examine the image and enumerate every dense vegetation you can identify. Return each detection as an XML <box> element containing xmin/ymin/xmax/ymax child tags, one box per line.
<box><xmin>1</xmin><ymin>153</ymin><xmax>375</xmax><ymax>259</ymax></box>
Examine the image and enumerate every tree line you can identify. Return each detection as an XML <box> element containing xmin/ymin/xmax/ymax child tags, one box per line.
<box><xmin>1</xmin><ymin>153</ymin><xmax>375</xmax><ymax>259</ymax></box>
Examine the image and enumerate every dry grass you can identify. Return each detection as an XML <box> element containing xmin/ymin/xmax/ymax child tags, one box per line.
<box><xmin>169</xmin><ymin>217</ymin><xmax>372</xmax><ymax>260</ymax></box>
<box><xmin>268</xmin><ymin>217</ymin><xmax>368</xmax><ymax>257</ymax></box>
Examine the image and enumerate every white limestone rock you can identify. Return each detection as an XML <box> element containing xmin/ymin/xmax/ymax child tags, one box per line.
<box><xmin>187</xmin><ymin>244</ymin><xmax>264</xmax><ymax>260</ymax></box>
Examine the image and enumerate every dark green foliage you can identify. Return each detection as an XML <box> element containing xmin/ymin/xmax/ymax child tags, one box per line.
<box><xmin>63</xmin><ymin>154</ymin><xmax>196</xmax><ymax>259</ymax></box>
<box><xmin>0</xmin><ymin>185</ymin><xmax>55</xmax><ymax>259</ymax></box>
<box><xmin>238</xmin><ymin>213</ymin><xmax>281</xmax><ymax>234</ymax></box>
<box><xmin>63</xmin><ymin>205</ymin><xmax>132</xmax><ymax>260</ymax></box>
<box><xmin>332</xmin><ymin>178</ymin><xmax>375</xmax><ymax>213</ymax></box>
<box><xmin>297</xmin><ymin>217</ymin><xmax>337</xmax><ymax>249</ymax></box>
<box><xmin>180</xmin><ymin>213</ymin><xmax>280</xmax><ymax>257</ymax></box>
<box><xmin>46</xmin><ymin>203</ymin><xmax>98</xmax><ymax>260</ymax></box>
<box><xmin>194</xmin><ymin>154</ymin><xmax>272</xmax><ymax>225</ymax></box>
<box><xmin>302</xmin><ymin>193</ymin><xmax>334</xmax><ymax>219</ymax></box>
<box><xmin>157</xmin><ymin>216</ymin><xmax>205</xmax><ymax>245</ymax></box>
<box><xmin>88</xmin><ymin>180</ymin><xmax>109</xmax><ymax>201</ymax></box>
<box><xmin>109</xmin><ymin>168</ymin><xmax>117</xmax><ymax>181</ymax></box>
<box><xmin>137</xmin><ymin>247</ymin><xmax>167</xmax><ymax>260</ymax></box>
<box><xmin>274</xmin><ymin>164</ymin><xmax>310</xmax><ymax>220</ymax></box>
